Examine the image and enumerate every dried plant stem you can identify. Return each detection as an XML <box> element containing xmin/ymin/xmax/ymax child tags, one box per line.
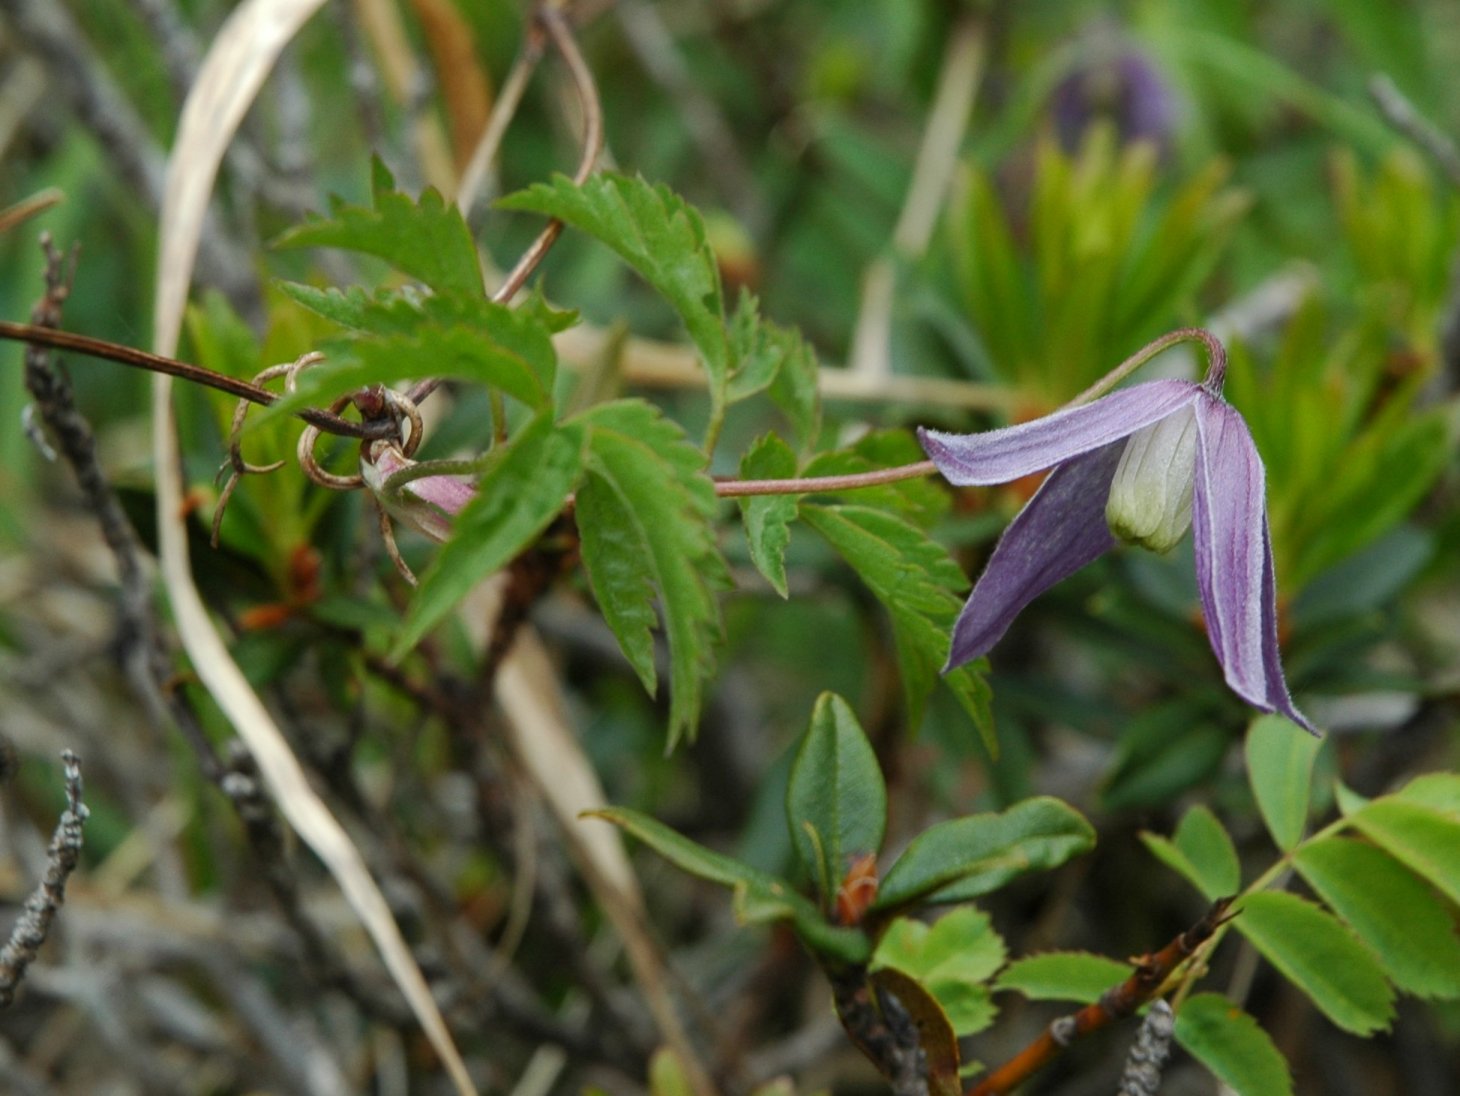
<box><xmin>0</xmin><ymin>751</ymin><xmax>89</xmax><ymax>1009</ymax></box>
<box><xmin>968</xmin><ymin>899</ymin><xmax>1233</xmax><ymax>1096</ymax></box>
<box><xmin>455</xmin><ymin>26</ymin><xmax>548</xmax><ymax>216</ymax></box>
<box><xmin>849</xmin><ymin>15</ymin><xmax>985</xmax><ymax>380</ymax></box>
<box><xmin>0</xmin><ymin>320</ymin><xmax>393</xmax><ymax>440</ymax></box>
<box><xmin>1368</xmin><ymin>75</ymin><xmax>1460</xmax><ymax>189</ymax></box>
<box><xmin>407</xmin><ymin>5</ymin><xmax>603</xmax><ymax>410</ymax></box>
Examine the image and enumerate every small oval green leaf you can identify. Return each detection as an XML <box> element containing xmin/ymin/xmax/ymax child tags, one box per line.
<box><xmin>786</xmin><ymin>693</ymin><xmax>887</xmax><ymax>907</ymax></box>
<box><xmin>872</xmin><ymin>798</ymin><xmax>1094</xmax><ymax>914</ymax></box>
<box><xmin>993</xmin><ymin>951</ymin><xmax>1132</xmax><ymax>1004</ymax></box>
<box><xmin>1295</xmin><ymin>836</ymin><xmax>1460</xmax><ymax>1000</ymax></box>
<box><xmin>1245</xmin><ymin>714</ymin><xmax>1321</xmax><ymax>850</ymax></box>
<box><xmin>1174</xmin><ymin>993</ymin><xmax>1292</xmax><ymax>1096</ymax></box>
<box><xmin>1234</xmin><ymin>891</ymin><xmax>1395</xmax><ymax>1035</ymax></box>
<box><xmin>1350</xmin><ymin>799</ymin><xmax>1460</xmax><ymax>905</ymax></box>
<box><xmin>1141</xmin><ymin>805</ymin><xmax>1240</xmax><ymax>900</ymax></box>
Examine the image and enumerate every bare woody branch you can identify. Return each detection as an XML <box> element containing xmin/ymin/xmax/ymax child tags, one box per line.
<box><xmin>0</xmin><ymin>750</ymin><xmax>89</xmax><ymax>1009</ymax></box>
<box><xmin>968</xmin><ymin>899</ymin><xmax>1234</xmax><ymax>1096</ymax></box>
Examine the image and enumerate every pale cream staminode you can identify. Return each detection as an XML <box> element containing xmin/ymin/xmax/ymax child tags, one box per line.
<box><xmin>1104</xmin><ymin>403</ymin><xmax>1198</xmax><ymax>554</ymax></box>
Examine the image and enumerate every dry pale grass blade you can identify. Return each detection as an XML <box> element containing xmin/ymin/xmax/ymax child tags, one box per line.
<box><xmin>352</xmin><ymin>0</ymin><xmax>456</xmax><ymax>192</ymax></box>
<box><xmin>409</xmin><ymin>0</ymin><xmax>493</xmax><ymax>171</ymax></box>
<box><xmin>149</xmin><ymin>2</ymin><xmax>476</xmax><ymax>1094</ymax></box>
<box><xmin>553</xmin><ymin>324</ymin><xmax>1024</xmax><ymax>413</ymax></box>
<box><xmin>496</xmin><ymin>631</ymin><xmax>717</xmax><ymax>1096</ymax></box>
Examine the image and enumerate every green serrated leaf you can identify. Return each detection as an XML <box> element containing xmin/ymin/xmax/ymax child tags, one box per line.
<box><xmin>1348</xmin><ymin>798</ymin><xmax>1460</xmax><ymax>905</ymax></box>
<box><xmin>787</xmin><ymin>693</ymin><xmax>887</xmax><ymax>908</ymax></box>
<box><xmin>573</xmin><ymin>400</ymin><xmax>727</xmax><ymax>746</ymax></box>
<box><xmin>275</xmin><ymin>159</ymin><xmax>483</xmax><ymax>296</ymax></box>
<box><xmin>276</xmin><ymin>282</ymin><xmax>394</xmax><ymax>330</ymax></box>
<box><xmin>872</xmin><ymin>798</ymin><xmax>1094</xmax><ymax>914</ymax></box>
<box><xmin>1294</xmin><ymin>836</ymin><xmax>1460</xmax><ymax>1000</ymax></box>
<box><xmin>873</xmin><ymin>908</ymin><xmax>1005</xmax><ymax>1036</ymax></box>
<box><xmin>259</xmin><ymin>293</ymin><xmax>557</xmax><ymax>425</ymax></box>
<box><xmin>499</xmin><ymin>173</ymin><xmax>729</xmax><ymax>418</ymax></box>
<box><xmin>727</xmin><ymin>292</ymin><xmax>821</xmax><ymax>445</ymax></box>
<box><xmin>993</xmin><ymin>951</ymin><xmax>1133</xmax><ymax>1004</ymax></box>
<box><xmin>391</xmin><ymin>414</ymin><xmax>585</xmax><ymax>658</ymax></box>
<box><xmin>1234</xmin><ymin>891</ymin><xmax>1395</xmax><ymax>1035</ymax></box>
<box><xmin>1141</xmin><ymin>806</ymin><xmax>1240</xmax><ymax>900</ymax></box>
<box><xmin>799</xmin><ymin>502</ymin><xmax>991</xmax><ymax>747</ymax></box>
<box><xmin>1175</xmin><ymin>993</ymin><xmax>1293</xmax><ymax>1096</ymax></box>
<box><xmin>1245</xmin><ymin>714</ymin><xmax>1322</xmax><ymax>851</ymax></box>
<box><xmin>736</xmin><ymin>433</ymin><xmax>799</xmax><ymax>597</ymax></box>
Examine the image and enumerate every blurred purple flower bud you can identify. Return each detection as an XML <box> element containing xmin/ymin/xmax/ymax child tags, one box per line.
<box><xmin>1051</xmin><ymin>47</ymin><xmax>1177</xmax><ymax>152</ymax></box>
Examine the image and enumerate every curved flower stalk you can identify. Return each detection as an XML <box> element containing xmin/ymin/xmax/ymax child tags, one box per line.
<box><xmin>918</xmin><ymin>343</ymin><xmax>1315</xmax><ymax>733</ymax></box>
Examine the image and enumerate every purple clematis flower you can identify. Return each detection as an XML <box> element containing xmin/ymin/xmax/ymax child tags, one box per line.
<box><xmin>918</xmin><ymin>360</ymin><xmax>1315</xmax><ymax>733</ymax></box>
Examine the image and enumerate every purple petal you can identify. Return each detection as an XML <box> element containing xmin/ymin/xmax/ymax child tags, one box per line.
<box><xmin>918</xmin><ymin>380</ymin><xmax>1201</xmax><ymax>486</ymax></box>
<box><xmin>1192</xmin><ymin>398</ymin><xmax>1316</xmax><ymax>733</ymax></box>
<box><xmin>946</xmin><ymin>442</ymin><xmax>1124</xmax><ymax>669</ymax></box>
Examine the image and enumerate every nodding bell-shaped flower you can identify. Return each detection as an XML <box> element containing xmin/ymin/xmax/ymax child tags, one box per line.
<box><xmin>918</xmin><ymin>352</ymin><xmax>1315</xmax><ymax>733</ymax></box>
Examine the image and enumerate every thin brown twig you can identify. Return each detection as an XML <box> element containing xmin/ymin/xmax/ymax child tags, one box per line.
<box><xmin>967</xmin><ymin>899</ymin><xmax>1234</xmax><ymax>1096</ymax></box>
<box><xmin>490</xmin><ymin>5</ymin><xmax>604</xmax><ymax>303</ymax></box>
<box><xmin>0</xmin><ymin>320</ymin><xmax>396</xmax><ymax>440</ymax></box>
<box><xmin>408</xmin><ymin>4</ymin><xmax>603</xmax><ymax>409</ymax></box>
<box><xmin>455</xmin><ymin>24</ymin><xmax>549</xmax><ymax>216</ymax></box>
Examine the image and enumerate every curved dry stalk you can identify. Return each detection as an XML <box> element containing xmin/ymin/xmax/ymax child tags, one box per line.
<box><xmin>147</xmin><ymin>1</ymin><xmax>477</xmax><ymax>1092</ymax></box>
<box><xmin>407</xmin><ymin>5</ymin><xmax>604</xmax><ymax>409</ymax></box>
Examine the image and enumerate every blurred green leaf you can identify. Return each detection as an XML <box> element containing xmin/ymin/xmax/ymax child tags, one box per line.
<box><xmin>1174</xmin><ymin>993</ymin><xmax>1293</xmax><ymax>1096</ymax></box>
<box><xmin>575</xmin><ymin>400</ymin><xmax>728</xmax><ymax>747</ymax></box>
<box><xmin>993</xmin><ymin>951</ymin><xmax>1130</xmax><ymax>1005</ymax></box>
<box><xmin>274</xmin><ymin>158</ymin><xmax>483</xmax><ymax>296</ymax></box>
<box><xmin>873</xmin><ymin>797</ymin><xmax>1094</xmax><ymax>914</ymax></box>
<box><xmin>392</xmin><ymin>413</ymin><xmax>585</xmax><ymax>657</ymax></box>
<box><xmin>1245</xmin><ymin>715</ymin><xmax>1321</xmax><ymax>851</ymax></box>
<box><xmin>1349</xmin><ymin>799</ymin><xmax>1460</xmax><ymax>906</ymax></box>
<box><xmin>1392</xmin><ymin>773</ymin><xmax>1460</xmax><ymax>815</ymax></box>
<box><xmin>1141</xmin><ymin>805</ymin><xmax>1240</xmax><ymax>900</ymax></box>
<box><xmin>946</xmin><ymin>127</ymin><xmax>1245</xmax><ymax>402</ymax></box>
<box><xmin>873</xmin><ymin>908</ymin><xmax>1006</xmax><ymax>1036</ymax></box>
<box><xmin>1234</xmin><ymin>891</ymin><xmax>1395</xmax><ymax>1035</ymax></box>
<box><xmin>786</xmin><ymin>692</ymin><xmax>886</xmax><ymax>908</ymax></box>
<box><xmin>1101</xmin><ymin>696</ymin><xmax>1230</xmax><ymax>811</ymax></box>
<box><xmin>1295</xmin><ymin>837</ymin><xmax>1460</xmax><ymax>1000</ymax></box>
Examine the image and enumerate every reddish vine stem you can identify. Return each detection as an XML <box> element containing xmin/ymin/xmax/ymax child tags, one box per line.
<box><xmin>967</xmin><ymin>898</ymin><xmax>1235</xmax><ymax>1096</ymax></box>
<box><xmin>714</xmin><ymin>460</ymin><xmax>937</xmax><ymax>498</ymax></box>
<box><xmin>0</xmin><ymin>320</ymin><xmax>395</xmax><ymax>440</ymax></box>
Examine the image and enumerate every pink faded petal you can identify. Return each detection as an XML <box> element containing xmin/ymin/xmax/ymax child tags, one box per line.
<box><xmin>918</xmin><ymin>380</ymin><xmax>1201</xmax><ymax>486</ymax></box>
<box><xmin>946</xmin><ymin>443</ymin><xmax>1124</xmax><ymax>669</ymax></box>
<box><xmin>362</xmin><ymin>443</ymin><xmax>477</xmax><ymax>544</ymax></box>
<box><xmin>1192</xmin><ymin>399</ymin><xmax>1316</xmax><ymax>732</ymax></box>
